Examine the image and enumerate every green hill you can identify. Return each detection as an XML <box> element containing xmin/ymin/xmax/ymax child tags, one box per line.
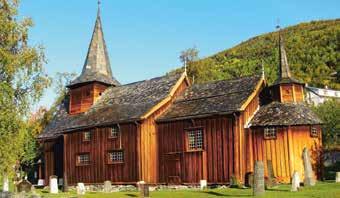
<box><xmin>181</xmin><ymin>19</ymin><xmax>340</xmax><ymax>89</ymax></box>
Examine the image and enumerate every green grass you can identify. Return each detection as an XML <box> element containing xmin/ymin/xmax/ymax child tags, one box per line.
<box><xmin>32</xmin><ymin>182</ymin><xmax>340</xmax><ymax>198</ymax></box>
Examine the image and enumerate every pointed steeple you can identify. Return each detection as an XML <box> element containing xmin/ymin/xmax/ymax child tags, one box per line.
<box><xmin>68</xmin><ymin>4</ymin><xmax>120</xmax><ymax>87</ymax></box>
<box><xmin>278</xmin><ymin>32</ymin><xmax>291</xmax><ymax>79</ymax></box>
<box><xmin>273</xmin><ymin>28</ymin><xmax>302</xmax><ymax>85</ymax></box>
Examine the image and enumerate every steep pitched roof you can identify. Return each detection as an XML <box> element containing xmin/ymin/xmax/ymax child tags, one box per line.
<box><xmin>157</xmin><ymin>75</ymin><xmax>263</xmax><ymax>122</ymax></box>
<box><xmin>249</xmin><ymin>102</ymin><xmax>322</xmax><ymax>127</ymax></box>
<box><xmin>272</xmin><ymin>32</ymin><xmax>303</xmax><ymax>86</ymax></box>
<box><xmin>39</xmin><ymin>73</ymin><xmax>185</xmax><ymax>139</ymax></box>
<box><xmin>68</xmin><ymin>11</ymin><xmax>119</xmax><ymax>87</ymax></box>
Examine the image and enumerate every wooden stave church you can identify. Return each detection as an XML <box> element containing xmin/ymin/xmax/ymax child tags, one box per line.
<box><xmin>38</xmin><ymin>9</ymin><xmax>323</xmax><ymax>185</ymax></box>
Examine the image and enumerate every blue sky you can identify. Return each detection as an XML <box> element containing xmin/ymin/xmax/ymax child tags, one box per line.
<box><xmin>19</xmin><ymin>0</ymin><xmax>340</xmax><ymax>110</ymax></box>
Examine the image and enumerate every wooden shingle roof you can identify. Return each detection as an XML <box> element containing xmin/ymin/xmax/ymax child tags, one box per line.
<box><xmin>157</xmin><ymin>75</ymin><xmax>263</xmax><ymax>122</ymax></box>
<box><xmin>249</xmin><ymin>102</ymin><xmax>322</xmax><ymax>127</ymax></box>
<box><xmin>39</xmin><ymin>73</ymin><xmax>185</xmax><ymax>139</ymax></box>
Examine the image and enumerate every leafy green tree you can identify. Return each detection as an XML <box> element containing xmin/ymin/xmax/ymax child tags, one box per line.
<box><xmin>173</xmin><ymin>19</ymin><xmax>340</xmax><ymax>89</ymax></box>
<box><xmin>0</xmin><ymin>0</ymin><xmax>50</xmax><ymax>183</ymax></box>
<box><xmin>312</xmin><ymin>100</ymin><xmax>340</xmax><ymax>148</ymax></box>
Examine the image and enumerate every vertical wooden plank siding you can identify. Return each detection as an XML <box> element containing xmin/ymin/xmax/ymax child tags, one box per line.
<box><xmin>158</xmin><ymin>116</ymin><xmax>234</xmax><ymax>184</ymax></box>
<box><xmin>140</xmin><ymin>78</ymin><xmax>189</xmax><ymax>183</ymax></box>
<box><xmin>63</xmin><ymin>123</ymin><xmax>138</xmax><ymax>185</ymax></box>
<box><xmin>248</xmin><ymin>125</ymin><xmax>321</xmax><ymax>183</ymax></box>
<box><xmin>69</xmin><ymin>83</ymin><xmax>108</xmax><ymax>114</ymax></box>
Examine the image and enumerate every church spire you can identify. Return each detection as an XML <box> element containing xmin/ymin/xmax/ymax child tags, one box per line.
<box><xmin>278</xmin><ymin>30</ymin><xmax>291</xmax><ymax>79</ymax></box>
<box><xmin>273</xmin><ymin>26</ymin><xmax>302</xmax><ymax>85</ymax></box>
<box><xmin>68</xmin><ymin>2</ymin><xmax>120</xmax><ymax>87</ymax></box>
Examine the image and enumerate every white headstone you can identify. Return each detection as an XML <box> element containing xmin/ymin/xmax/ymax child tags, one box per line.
<box><xmin>37</xmin><ymin>179</ymin><xmax>44</xmax><ymax>186</ymax></box>
<box><xmin>302</xmin><ymin>148</ymin><xmax>316</xmax><ymax>186</ymax></box>
<box><xmin>291</xmin><ymin>171</ymin><xmax>300</xmax><ymax>192</ymax></box>
<box><xmin>77</xmin><ymin>183</ymin><xmax>86</xmax><ymax>195</ymax></box>
<box><xmin>49</xmin><ymin>176</ymin><xmax>58</xmax><ymax>194</ymax></box>
<box><xmin>200</xmin><ymin>180</ymin><xmax>207</xmax><ymax>190</ymax></box>
<box><xmin>336</xmin><ymin>172</ymin><xmax>340</xmax><ymax>183</ymax></box>
<box><xmin>3</xmin><ymin>176</ymin><xmax>9</xmax><ymax>192</ymax></box>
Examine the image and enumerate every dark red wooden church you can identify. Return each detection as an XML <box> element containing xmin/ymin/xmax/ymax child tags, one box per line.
<box><xmin>38</xmin><ymin>8</ymin><xmax>322</xmax><ymax>185</ymax></box>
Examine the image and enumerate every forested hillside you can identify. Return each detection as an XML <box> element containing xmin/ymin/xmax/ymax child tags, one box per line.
<box><xmin>180</xmin><ymin>19</ymin><xmax>340</xmax><ymax>89</ymax></box>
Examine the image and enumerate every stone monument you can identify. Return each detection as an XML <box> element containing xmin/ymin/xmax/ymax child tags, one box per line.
<box><xmin>291</xmin><ymin>171</ymin><xmax>300</xmax><ymax>191</ymax></box>
<box><xmin>138</xmin><ymin>181</ymin><xmax>149</xmax><ymax>198</ymax></box>
<box><xmin>77</xmin><ymin>183</ymin><xmax>86</xmax><ymax>195</ymax></box>
<box><xmin>302</xmin><ymin>148</ymin><xmax>316</xmax><ymax>186</ymax></box>
<box><xmin>253</xmin><ymin>161</ymin><xmax>265</xmax><ymax>196</ymax></box>
<box><xmin>17</xmin><ymin>179</ymin><xmax>32</xmax><ymax>193</ymax></box>
<box><xmin>104</xmin><ymin>180</ymin><xmax>112</xmax><ymax>193</ymax></box>
<box><xmin>336</xmin><ymin>172</ymin><xmax>340</xmax><ymax>183</ymax></box>
<box><xmin>266</xmin><ymin>160</ymin><xmax>276</xmax><ymax>188</ymax></box>
<box><xmin>49</xmin><ymin>175</ymin><xmax>58</xmax><ymax>194</ymax></box>
<box><xmin>2</xmin><ymin>176</ymin><xmax>9</xmax><ymax>192</ymax></box>
<box><xmin>200</xmin><ymin>180</ymin><xmax>207</xmax><ymax>190</ymax></box>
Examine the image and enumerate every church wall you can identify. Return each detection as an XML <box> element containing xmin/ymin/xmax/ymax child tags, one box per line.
<box><xmin>247</xmin><ymin>125</ymin><xmax>322</xmax><ymax>183</ymax></box>
<box><xmin>63</xmin><ymin>123</ymin><xmax>139</xmax><ymax>185</ymax></box>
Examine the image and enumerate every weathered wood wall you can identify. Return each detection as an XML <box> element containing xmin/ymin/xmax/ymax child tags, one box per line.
<box><xmin>69</xmin><ymin>83</ymin><xmax>108</xmax><ymax>114</ymax></box>
<box><xmin>157</xmin><ymin>116</ymin><xmax>234</xmax><ymax>184</ymax></box>
<box><xmin>140</xmin><ymin>78</ymin><xmax>189</xmax><ymax>183</ymax></box>
<box><xmin>42</xmin><ymin>137</ymin><xmax>63</xmax><ymax>185</ymax></box>
<box><xmin>63</xmin><ymin>123</ymin><xmax>138</xmax><ymax>185</ymax></box>
<box><xmin>247</xmin><ymin>125</ymin><xmax>322</xmax><ymax>183</ymax></box>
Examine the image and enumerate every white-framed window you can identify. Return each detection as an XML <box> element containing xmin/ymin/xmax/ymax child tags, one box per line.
<box><xmin>110</xmin><ymin>125</ymin><xmax>119</xmax><ymax>138</ymax></box>
<box><xmin>83</xmin><ymin>131</ymin><xmax>91</xmax><ymax>141</ymax></box>
<box><xmin>186</xmin><ymin>128</ymin><xmax>203</xmax><ymax>150</ymax></box>
<box><xmin>77</xmin><ymin>153</ymin><xmax>90</xmax><ymax>165</ymax></box>
<box><xmin>264</xmin><ymin>127</ymin><xmax>277</xmax><ymax>139</ymax></box>
<box><xmin>108</xmin><ymin>150</ymin><xmax>124</xmax><ymax>164</ymax></box>
<box><xmin>310</xmin><ymin>126</ymin><xmax>318</xmax><ymax>138</ymax></box>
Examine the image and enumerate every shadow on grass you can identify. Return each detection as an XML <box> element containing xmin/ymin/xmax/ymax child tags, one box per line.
<box><xmin>266</xmin><ymin>188</ymin><xmax>289</xmax><ymax>192</ymax></box>
<box><xmin>204</xmin><ymin>191</ymin><xmax>252</xmax><ymax>197</ymax></box>
<box><xmin>125</xmin><ymin>193</ymin><xmax>138</xmax><ymax>197</ymax></box>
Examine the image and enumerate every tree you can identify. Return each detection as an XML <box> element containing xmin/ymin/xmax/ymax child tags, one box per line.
<box><xmin>312</xmin><ymin>100</ymin><xmax>340</xmax><ymax>149</ymax></box>
<box><xmin>0</xmin><ymin>0</ymin><xmax>50</xmax><ymax>183</ymax></box>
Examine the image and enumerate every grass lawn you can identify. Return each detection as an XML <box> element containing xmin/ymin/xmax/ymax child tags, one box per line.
<box><xmin>33</xmin><ymin>181</ymin><xmax>340</xmax><ymax>198</ymax></box>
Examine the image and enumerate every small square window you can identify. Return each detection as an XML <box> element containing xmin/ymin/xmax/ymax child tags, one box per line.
<box><xmin>108</xmin><ymin>150</ymin><xmax>124</xmax><ymax>164</ymax></box>
<box><xmin>83</xmin><ymin>131</ymin><xmax>91</xmax><ymax>141</ymax></box>
<box><xmin>77</xmin><ymin>153</ymin><xmax>90</xmax><ymax>165</ymax></box>
<box><xmin>109</xmin><ymin>125</ymin><xmax>119</xmax><ymax>138</ymax></box>
<box><xmin>186</xmin><ymin>128</ymin><xmax>203</xmax><ymax>150</ymax></box>
<box><xmin>264</xmin><ymin>127</ymin><xmax>277</xmax><ymax>139</ymax></box>
<box><xmin>310</xmin><ymin>126</ymin><xmax>318</xmax><ymax>138</ymax></box>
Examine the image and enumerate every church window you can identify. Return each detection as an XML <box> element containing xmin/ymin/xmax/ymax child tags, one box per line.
<box><xmin>107</xmin><ymin>150</ymin><xmax>124</xmax><ymax>164</ymax></box>
<box><xmin>186</xmin><ymin>128</ymin><xmax>203</xmax><ymax>150</ymax></box>
<box><xmin>264</xmin><ymin>127</ymin><xmax>277</xmax><ymax>139</ymax></box>
<box><xmin>310</xmin><ymin>126</ymin><xmax>318</xmax><ymax>138</ymax></box>
<box><xmin>77</xmin><ymin>153</ymin><xmax>90</xmax><ymax>166</ymax></box>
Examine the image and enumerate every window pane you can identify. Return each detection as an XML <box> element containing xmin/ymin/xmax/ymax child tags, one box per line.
<box><xmin>110</xmin><ymin>126</ymin><xmax>119</xmax><ymax>138</ymax></box>
<box><xmin>77</xmin><ymin>154</ymin><xmax>90</xmax><ymax>165</ymax></box>
<box><xmin>108</xmin><ymin>151</ymin><xmax>124</xmax><ymax>163</ymax></box>
<box><xmin>187</xmin><ymin>129</ymin><xmax>203</xmax><ymax>150</ymax></box>
<box><xmin>264</xmin><ymin>127</ymin><xmax>276</xmax><ymax>139</ymax></box>
<box><xmin>84</xmin><ymin>132</ymin><xmax>91</xmax><ymax>141</ymax></box>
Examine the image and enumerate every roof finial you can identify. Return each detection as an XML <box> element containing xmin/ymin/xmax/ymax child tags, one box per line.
<box><xmin>97</xmin><ymin>0</ymin><xmax>101</xmax><ymax>16</ymax></box>
<box><xmin>184</xmin><ymin>58</ymin><xmax>187</xmax><ymax>75</ymax></box>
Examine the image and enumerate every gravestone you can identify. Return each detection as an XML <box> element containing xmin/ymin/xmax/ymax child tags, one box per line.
<box><xmin>2</xmin><ymin>176</ymin><xmax>9</xmax><ymax>192</ymax></box>
<box><xmin>37</xmin><ymin>179</ymin><xmax>44</xmax><ymax>186</ymax></box>
<box><xmin>253</xmin><ymin>161</ymin><xmax>265</xmax><ymax>196</ymax></box>
<box><xmin>49</xmin><ymin>175</ymin><xmax>58</xmax><ymax>194</ymax></box>
<box><xmin>266</xmin><ymin>160</ymin><xmax>276</xmax><ymax>188</ymax></box>
<box><xmin>0</xmin><ymin>192</ymin><xmax>12</xmax><ymax>198</ymax></box>
<box><xmin>336</xmin><ymin>172</ymin><xmax>340</xmax><ymax>183</ymax></box>
<box><xmin>77</xmin><ymin>183</ymin><xmax>86</xmax><ymax>195</ymax></box>
<box><xmin>200</xmin><ymin>180</ymin><xmax>207</xmax><ymax>190</ymax></box>
<box><xmin>291</xmin><ymin>171</ymin><xmax>300</xmax><ymax>192</ymax></box>
<box><xmin>302</xmin><ymin>148</ymin><xmax>316</xmax><ymax>186</ymax></box>
<box><xmin>103</xmin><ymin>180</ymin><xmax>112</xmax><ymax>193</ymax></box>
<box><xmin>138</xmin><ymin>181</ymin><xmax>149</xmax><ymax>198</ymax></box>
<box><xmin>17</xmin><ymin>179</ymin><xmax>32</xmax><ymax>193</ymax></box>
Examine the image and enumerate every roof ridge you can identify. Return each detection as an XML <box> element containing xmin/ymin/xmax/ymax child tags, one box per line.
<box><xmin>175</xmin><ymin>88</ymin><xmax>256</xmax><ymax>103</ymax></box>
